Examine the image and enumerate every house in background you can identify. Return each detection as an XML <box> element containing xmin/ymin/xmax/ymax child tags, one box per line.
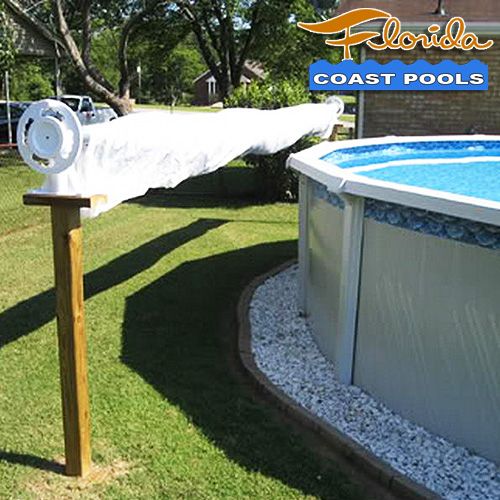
<box><xmin>335</xmin><ymin>0</ymin><xmax>500</xmax><ymax>137</ymax></box>
<box><xmin>2</xmin><ymin>0</ymin><xmax>63</xmax><ymax>143</ymax></box>
<box><xmin>4</xmin><ymin>0</ymin><xmax>63</xmax><ymax>94</ymax></box>
<box><xmin>193</xmin><ymin>61</ymin><xmax>265</xmax><ymax>105</ymax></box>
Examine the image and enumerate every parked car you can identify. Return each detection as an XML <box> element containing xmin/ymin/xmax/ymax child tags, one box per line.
<box><xmin>49</xmin><ymin>95</ymin><xmax>118</xmax><ymax>125</ymax></box>
<box><xmin>344</xmin><ymin>102</ymin><xmax>357</xmax><ymax>115</ymax></box>
<box><xmin>0</xmin><ymin>101</ymin><xmax>30</xmax><ymax>144</ymax></box>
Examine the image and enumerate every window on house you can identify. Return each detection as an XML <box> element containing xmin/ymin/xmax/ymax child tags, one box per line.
<box><xmin>207</xmin><ymin>78</ymin><xmax>217</xmax><ymax>96</ymax></box>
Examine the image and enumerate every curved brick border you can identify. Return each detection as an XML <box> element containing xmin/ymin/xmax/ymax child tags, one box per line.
<box><xmin>237</xmin><ymin>260</ymin><xmax>440</xmax><ymax>500</ymax></box>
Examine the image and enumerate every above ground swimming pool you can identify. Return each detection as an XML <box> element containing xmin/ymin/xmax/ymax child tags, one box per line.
<box><xmin>287</xmin><ymin>136</ymin><xmax>500</xmax><ymax>464</ymax></box>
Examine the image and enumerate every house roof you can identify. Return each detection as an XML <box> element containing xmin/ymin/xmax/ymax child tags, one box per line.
<box><xmin>244</xmin><ymin>61</ymin><xmax>265</xmax><ymax>79</ymax></box>
<box><xmin>193</xmin><ymin>61</ymin><xmax>265</xmax><ymax>83</ymax></box>
<box><xmin>4</xmin><ymin>0</ymin><xmax>63</xmax><ymax>57</ymax></box>
<box><xmin>335</xmin><ymin>0</ymin><xmax>500</xmax><ymax>34</ymax></box>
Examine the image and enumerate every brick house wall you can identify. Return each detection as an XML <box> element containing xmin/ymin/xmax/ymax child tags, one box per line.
<box><xmin>361</xmin><ymin>38</ymin><xmax>500</xmax><ymax>137</ymax></box>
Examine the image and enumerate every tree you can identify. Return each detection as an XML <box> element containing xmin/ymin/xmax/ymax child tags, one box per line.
<box><xmin>10</xmin><ymin>61</ymin><xmax>54</xmax><ymax>101</ymax></box>
<box><xmin>138</xmin><ymin>38</ymin><xmax>205</xmax><ymax>105</ymax></box>
<box><xmin>309</xmin><ymin>0</ymin><xmax>339</xmax><ymax>19</ymax></box>
<box><xmin>49</xmin><ymin>0</ymin><xmax>176</xmax><ymax>116</ymax></box>
<box><xmin>129</xmin><ymin>18</ymin><xmax>199</xmax><ymax>105</ymax></box>
<box><xmin>59</xmin><ymin>20</ymin><xmax>188</xmax><ymax>102</ymax></box>
<box><xmin>176</xmin><ymin>0</ymin><xmax>268</xmax><ymax>101</ymax></box>
<box><xmin>176</xmin><ymin>1</ymin><xmax>341</xmax><ymax>102</ymax></box>
<box><xmin>17</xmin><ymin>0</ymin><xmax>197</xmax><ymax>113</ymax></box>
<box><xmin>251</xmin><ymin>0</ymin><xmax>339</xmax><ymax>81</ymax></box>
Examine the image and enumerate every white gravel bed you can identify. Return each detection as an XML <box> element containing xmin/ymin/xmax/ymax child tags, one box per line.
<box><xmin>249</xmin><ymin>265</ymin><xmax>500</xmax><ymax>500</ymax></box>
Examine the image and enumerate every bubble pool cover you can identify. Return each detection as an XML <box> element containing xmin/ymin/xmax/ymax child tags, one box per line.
<box><xmin>23</xmin><ymin>102</ymin><xmax>342</xmax><ymax>217</ymax></box>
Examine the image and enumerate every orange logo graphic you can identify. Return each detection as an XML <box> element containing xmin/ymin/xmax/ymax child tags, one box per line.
<box><xmin>298</xmin><ymin>8</ymin><xmax>494</xmax><ymax>61</ymax></box>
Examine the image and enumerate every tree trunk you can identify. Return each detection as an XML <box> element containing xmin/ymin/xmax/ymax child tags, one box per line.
<box><xmin>217</xmin><ymin>79</ymin><xmax>230</xmax><ymax>102</ymax></box>
<box><xmin>110</xmin><ymin>94</ymin><xmax>133</xmax><ymax>116</ymax></box>
<box><xmin>53</xmin><ymin>0</ymin><xmax>134</xmax><ymax>117</ymax></box>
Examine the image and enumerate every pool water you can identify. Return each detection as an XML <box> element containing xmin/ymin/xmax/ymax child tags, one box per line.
<box><xmin>360</xmin><ymin>162</ymin><xmax>500</xmax><ymax>202</ymax></box>
<box><xmin>321</xmin><ymin>140</ymin><xmax>500</xmax><ymax>202</ymax></box>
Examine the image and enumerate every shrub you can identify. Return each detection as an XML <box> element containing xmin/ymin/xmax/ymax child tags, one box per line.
<box><xmin>10</xmin><ymin>61</ymin><xmax>53</xmax><ymax>101</ymax></box>
<box><xmin>225</xmin><ymin>79</ymin><xmax>316</xmax><ymax>201</ymax></box>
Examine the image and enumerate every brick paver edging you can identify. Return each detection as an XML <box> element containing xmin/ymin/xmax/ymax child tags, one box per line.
<box><xmin>237</xmin><ymin>259</ymin><xmax>440</xmax><ymax>500</ymax></box>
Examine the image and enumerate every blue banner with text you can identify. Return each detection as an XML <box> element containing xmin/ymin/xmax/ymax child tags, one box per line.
<box><xmin>309</xmin><ymin>59</ymin><xmax>488</xmax><ymax>91</ymax></box>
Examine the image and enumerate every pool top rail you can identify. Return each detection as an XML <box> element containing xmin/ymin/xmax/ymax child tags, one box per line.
<box><xmin>288</xmin><ymin>134</ymin><xmax>500</xmax><ymax>227</ymax></box>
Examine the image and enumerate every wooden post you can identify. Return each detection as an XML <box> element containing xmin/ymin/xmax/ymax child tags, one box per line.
<box><xmin>23</xmin><ymin>193</ymin><xmax>106</xmax><ymax>477</ymax></box>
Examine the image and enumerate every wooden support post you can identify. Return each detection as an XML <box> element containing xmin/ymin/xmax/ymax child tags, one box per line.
<box><xmin>23</xmin><ymin>193</ymin><xmax>106</xmax><ymax>477</ymax></box>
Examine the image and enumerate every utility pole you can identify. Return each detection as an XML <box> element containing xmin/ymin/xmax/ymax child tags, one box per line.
<box><xmin>137</xmin><ymin>64</ymin><xmax>142</xmax><ymax>104</ymax></box>
<box><xmin>5</xmin><ymin>70</ymin><xmax>12</xmax><ymax>144</ymax></box>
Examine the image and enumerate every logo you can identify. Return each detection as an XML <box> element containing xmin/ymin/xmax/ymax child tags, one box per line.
<box><xmin>298</xmin><ymin>8</ymin><xmax>493</xmax><ymax>91</ymax></box>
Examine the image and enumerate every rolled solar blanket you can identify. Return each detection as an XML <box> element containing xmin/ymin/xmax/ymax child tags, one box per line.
<box><xmin>17</xmin><ymin>98</ymin><xmax>344</xmax><ymax>217</ymax></box>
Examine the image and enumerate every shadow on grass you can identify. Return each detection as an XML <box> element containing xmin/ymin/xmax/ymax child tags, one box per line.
<box><xmin>130</xmin><ymin>190</ymin><xmax>259</xmax><ymax>210</ymax></box>
<box><xmin>0</xmin><ymin>218</ymin><xmax>225</xmax><ymax>473</ymax></box>
<box><xmin>1</xmin><ymin>218</ymin><xmax>359</xmax><ymax>497</ymax></box>
<box><xmin>121</xmin><ymin>241</ymin><xmax>360</xmax><ymax>499</ymax></box>
<box><xmin>129</xmin><ymin>166</ymin><xmax>260</xmax><ymax>210</ymax></box>
<box><xmin>0</xmin><ymin>451</ymin><xmax>64</xmax><ymax>475</ymax></box>
<box><xmin>0</xmin><ymin>219</ymin><xmax>225</xmax><ymax>351</ymax></box>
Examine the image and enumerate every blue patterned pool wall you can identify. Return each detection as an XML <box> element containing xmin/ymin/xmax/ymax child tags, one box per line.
<box><xmin>312</xmin><ymin>180</ymin><xmax>500</xmax><ymax>251</ymax></box>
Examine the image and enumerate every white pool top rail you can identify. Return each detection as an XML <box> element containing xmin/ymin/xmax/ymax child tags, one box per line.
<box><xmin>288</xmin><ymin>135</ymin><xmax>500</xmax><ymax>227</ymax></box>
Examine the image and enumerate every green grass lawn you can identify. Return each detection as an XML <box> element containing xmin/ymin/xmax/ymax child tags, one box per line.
<box><xmin>340</xmin><ymin>95</ymin><xmax>356</xmax><ymax>105</ymax></box>
<box><xmin>0</xmin><ymin>154</ymin><xmax>362</xmax><ymax>499</ymax></box>
<box><xmin>340</xmin><ymin>115</ymin><xmax>355</xmax><ymax>123</ymax></box>
<box><xmin>339</xmin><ymin>95</ymin><xmax>356</xmax><ymax>123</ymax></box>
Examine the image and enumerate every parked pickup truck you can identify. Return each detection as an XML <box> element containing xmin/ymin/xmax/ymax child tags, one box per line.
<box><xmin>49</xmin><ymin>95</ymin><xmax>117</xmax><ymax>125</ymax></box>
